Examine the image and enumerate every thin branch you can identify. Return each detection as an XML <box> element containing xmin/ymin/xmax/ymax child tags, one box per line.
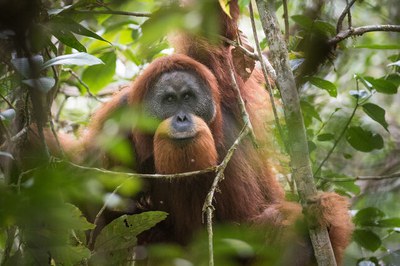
<box><xmin>346</xmin><ymin>0</ymin><xmax>353</xmax><ymax>30</ymax></box>
<box><xmin>314</xmin><ymin>82</ymin><xmax>360</xmax><ymax>176</ymax></box>
<box><xmin>88</xmin><ymin>182</ymin><xmax>124</xmax><ymax>248</ymax></box>
<box><xmin>336</xmin><ymin>0</ymin><xmax>357</xmax><ymax>33</ymax></box>
<box><xmin>227</xmin><ymin>58</ymin><xmax>258</xmax><ymax>147</ymax></box>
<box><xmin>219</xmin><ymin>35</ymin><xmax>259</xmax><ymax>60</ymax></box>
<box><xmin>255</xmin><ymin>1</ymin><xmax>337</xmax><ymax>264</ymax></box>
<box><xmin>329</xmin><ymin>24</ymin><xmax>400</xmax><ymax>45</ymax></box>
<box><xmin>66</xmin><ymin>160</ymin><xmax>217</xmax><ymax>179</ymax></box>
<box><xmin>202</xmin><ymin>123</ymin><xmax>250</xmax><ymax>266</ymax></box>
<box><xmin>282</xmin><ymin>0</ymin><xmax>290</xmax><ymax>42</ymax></box>
<box><xmin>64</xmin><ymin>68</ymin><xmax>102</xmax><ymax>102</ymax></box>
<box><xmin>320</xmin><ymin>172</ymin><xmax>400</xmax><ymax>182</ymax></box>
<box><xmin>71</xmin><ymin>10</ymin><xmax>151</xmax><ymax>18</ymax></box>
<box><xmin>0</xmin><ymin>93</ymin><xmax>14</xmax><ymax>109</ymax></box>
<box><xmin>249</xmin><ymin>1</ymin><xmax>288</xmax><ymax>152</ymax></box>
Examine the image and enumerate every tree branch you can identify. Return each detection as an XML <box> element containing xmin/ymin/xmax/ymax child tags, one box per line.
<box><xmin>71</xmin><ymin>10</ymin><xmax>151</xmax><ymax>18</ymax></box>
<box><xmin>336</xmin><ymin>0</ymin><xmax>357</xmax><ymax>33</ymax></box>
<box><xmin>321</xmin><ymin>172</ymin><xmax>400</xmax><ymax>182</ymax></box>
<box><xmin>329</xmin><ymin>25</ymin><xmax>400</xmax><ymax>45</ymax></box>
<box><xmin>202</xmin><ymin>123</ymin><xmax>250</xmax><ymax>266</ymax></box>
<box><xmin>249</xmin><ymin>1</ymin><xmax>287</xmax><ymax>152</ymax></box>
<box><xmin>255</xmin><ymin>1</ymin><xmax>337</xmax><ymax>265</ymax></box>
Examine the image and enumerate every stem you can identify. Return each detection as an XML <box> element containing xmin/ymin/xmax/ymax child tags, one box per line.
<box><xmin>314</xmin><ymin>85</ymin><xmax>360</xmax><ymax>176</ymax></box>
<box><xmin>336</xmin><ymin>0</ymin><xmax>357</xmax><ymax>33</ymax></box>
<box><xmin>255</xmin><ymin>1</ymin><xmax>337</xmax><ymax>265</ymax></box>
<box><xmin>330</xmin><ymin>24</ymin><xmax>400</xmax><ymax>45</ymax></box>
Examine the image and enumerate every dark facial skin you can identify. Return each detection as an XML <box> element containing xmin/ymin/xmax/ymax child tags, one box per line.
<box><xmin>144</xmin><ymin>70</ymin><xmax>216</xmax><ymax>139</ymax></box>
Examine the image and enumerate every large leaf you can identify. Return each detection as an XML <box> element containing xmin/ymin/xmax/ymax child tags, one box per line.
<box><xmin>306</xmin><ymin>77</ymin><xmax>337</xmax><ymax>97</ymax></box>
<box><xmin>49</xmin><ymin>17</ymin><xmax>110</xmax><ymax>44</ymax></box>
<box><xmin>354</xmin><ymin>207</ymin><xmax>385</xmax><ymax>226</ymax></box>
<box><xmin>41</xmin><ymin>52</ymin><xmax>104</xmax><ymax>70</ymax></box>
<box><xmin>94</xmin><ymin>211</ymin><xmax>168</xmax><ymax>252</ymax></box>
<box><xmin>52</xmin><ymin>29</ymin><xmax>86</xmax><ymax>52</ymax></box>
<box><xmin>81</xmin><ymin>51</ymin><xmax>116</xmax><ymax>93</ymax></box>
<box><xmin>91</xmin><ymin>211</ymin><xmax>167</xmax><ymax>264</ymax></box>
<box><xmin>11</xmin><ymin>55</ymin><xmax>44</xmax><ymax>78</ymax></box>
<box><xmin>362</xmin><ymin>103</ymin><xmax>389</xmax><ymax>132</ymax></box>
<box><xmin>353</xmin><ymin>229</ymin><xmax>382</xmax><ymax>252</ymax></box>
<box><xmin>346</xmin><ymin>126</ymin><xmax>383</xmax><ymax>152</ymax></box>
<box><xmin>22</xmin><ymin>77</ymin><xmax>56</xmax><ymax>93</ymax></box>
<box><xmin>364</xmin><ymin>76</ymin><xmax>398</xmax><ymax>94</ymax></box>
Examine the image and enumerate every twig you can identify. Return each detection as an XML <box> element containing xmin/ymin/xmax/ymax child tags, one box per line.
<box><xmin>66</xmin><ymin>160</ymin><xmax>217</xmax><ymax>179</ymax></box>
<box><xmin>329</xmin><ymin>25</ymin><xmax>400</xmax><ymax>45</ymax></box>
<box><xmin>71</xmin><ymin>10</ymin><xmax>151</xmax><ymax>17</ymax></box>
<box><xmin>219</xmin><ymin>35</ymin><xmax>259</xmax><ymax>60</ymax></box>
<box><xmin>314</xmin><ymin>81</ymin><xmax>360</xmax><ymax>176</ymax></box>
<box><xmin>336</xmin><ymin>0</ymin><xmax>357</xmax><ymax>33</ymax></box>
<box><xmin>202</xmin><ymin>123</ymin><xmax>250</xmax><ymax>266</ymax></box>
<box><xmin>64</xmin><ymin>69</ymin><xmax>102</xmax><ymax>102</ymax></box>
<box><xmin>249</xmin><ymin>1</ymin><xmax>287</xmax><ymax>152</ymax></box>
<box><xmin>227</xmin><ymin>59</ymin><xmax>258</xmax><ymax>148</ymax></box>
<box><xmin>88</xmin><ymin>182</ymin><xmax>124</xmax><ymax>248</ymax></box>
<box><xmin>282</xmin><ymin>0</ymin><xmax>290</xmax><ymax>42</ymax></box>
<box><xmin>320</xmin><ymin>172</ymin><xmax>400</xmax><ymax>182</ymax></box>
<box><xmin>0</xmin><ymin>93</ymin><xmax>14</xmax><ymax>109</ymax></box>
<box><xmin>346</xmin><ymin>0</ymin><xmax>353</xmax><ymax>30</ymax></box>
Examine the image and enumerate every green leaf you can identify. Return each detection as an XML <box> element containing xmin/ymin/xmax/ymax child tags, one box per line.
<box><xmin>41</xmin><ymin>52</ymin><xmax>104</xmax><ymax>70</ymax></box>
<box><xmin>300</xmin><ymin>100</ymin><xmax>321</xmax><ymax>122</ymax></box>
<box><xmin>11</xmin><ymin>55</ymin><xmax>44</xmax><ymax>78</ymax></box>
<box><xmin>91</xmin><ymin>211</ymin><xmax>167</xmax><ymax>264</ymax></box>
<box><xmin>50</xmin><ymin>17</ymin><xmax>110</xmax><ymax>44</ymax></box>
<box><xmin>52</xmin><ymin>29</ymin><xmax>86</xmax><ymax>52</ymax></box>
<box><xmin>314</xmin><ymin>21</ymin><xmax>336</xmax><ymax>36</ymax></box>
<box><xmin>362</xmin><ymin>103</ymin><xmax>389</xmax><ymax>132</ymax></box>
<box><xmin>65</xmin><ymin>203</ymin><xmax>95</xmax><ymax>230</ymax></box>
<box><xmin>219</xmin><ymin>0</ymin><xmax>231</xmax><ymax>18</ymax></box>
<box><xmin>355</xmin><ymin>44</ymin><xmax>400</xmax><ymax>50</ymax></box>
<box><xmin>291</xmin><ymin>15</ymin><xmax>313</xmax><ymax>30</ymax></box>
<box><xmin>346</xmin><ymin>126</ymin><xmax>383</xmax><ymax>152</ymax></box>
<box><xmin>364</xmin><ymin>76</ymin><xmax>398</xmax><ymax>94</ymax></box>
<box><xmin>377</xmin><ymin>218</ymin><xmax>400</xmax><ymax>227</ymax></box>
<box><xmin>353</xmin><ymin>229</ymin><xmax>382</xmax><ymax>251</ymax></box>
<box><xmin>22</xmin><ymin>77</ymin><xmax>56</xmax><ymax>93</ymax></box>
<box><xmin>317</xmin><ymin>133</ymin><xmax>334</xmax><ymax>141</ymax></box>
<box><xmin>354</xmin><ymin>207</ymin><xmax>385</xmax><ymax>226</ymax></box>
<box><xmin>306</xmin><ymin>77</ymin><xmax>337</xmax><ymax>97</ymax></box>
<box><xmin>51</xmin><ymin>245</ymin><xmax>91</xmax><ymax>265</ymax></box>
<box><xmin>81</xmin><ymin>51</ymin><xmax>116</xmax><ymax>93</ymax></box>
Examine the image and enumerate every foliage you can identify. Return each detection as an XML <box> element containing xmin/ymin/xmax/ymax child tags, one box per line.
<box><xmin>0</xmin><ymin>0</ymin><xmax>399</xmax><ymax>265</ymax></box>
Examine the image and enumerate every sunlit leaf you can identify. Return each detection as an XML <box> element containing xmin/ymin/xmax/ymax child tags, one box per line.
<box><xmin>353</xmin><ymin>229</ymin><xmax>382</xmax><ymax>251</ymax></box>
<box><xmin>362</xmin><ymin>103</ymin><xmax>389</xmax><ymax>132</ymax></box>
<box><xmin>346</xmin><ymin>126</ymin><xmax>383</xmax><ymax>152</ymax></box>
<box><xmin>41</xmin><ymin>52</ymin><xmax>104</xmax><ymax>70</ymax></box>
<box><xmin>219</xmin><ymin>0</ymin><xmax>231</xmax><ymax>18</ymax></box>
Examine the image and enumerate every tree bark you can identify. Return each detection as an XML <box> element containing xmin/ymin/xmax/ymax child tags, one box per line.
<box><xmin>255</xmin><ymin>1</ymin><xmax>337</xmax><ymax>265</ymax></box>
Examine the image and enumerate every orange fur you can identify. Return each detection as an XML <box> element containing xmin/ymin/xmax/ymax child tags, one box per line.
<box><xmin>154</xmin><ymin>116</ymin><xmax>217</xmax><ymax>174</ymax></box>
